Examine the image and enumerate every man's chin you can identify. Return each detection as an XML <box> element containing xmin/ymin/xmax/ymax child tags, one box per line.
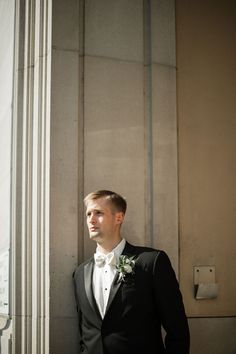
<box><xmin>89</xmin><ymin>232</ymin><xmax>100</xmax><ymax>240</ymax></box>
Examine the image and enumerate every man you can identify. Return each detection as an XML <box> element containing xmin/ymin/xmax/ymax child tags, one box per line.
<box><xmin>73</xmin><ymin>190</ymin><xmax>190</xmax><ymax>354</ymax></box>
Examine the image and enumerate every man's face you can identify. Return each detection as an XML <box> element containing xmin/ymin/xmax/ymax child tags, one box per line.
<box><xmin>86</xmin><ymin>197</ymin><xmax>124</xmax><ymax>245</ymax></box>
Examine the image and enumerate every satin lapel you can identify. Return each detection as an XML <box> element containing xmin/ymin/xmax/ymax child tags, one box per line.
<box><xmin>105</xmin><ymin>242</ymin><xmax>136</xmax><ymax>316</ymax></box>
<box><xmin>84</xmin><ymin>259</ymin><xmax>101</xmax><ymax>319</ymax></box>
<box><xmin>105</xmin><ymin>272</ymin><xmax>122</xmax><ymax>315</ymax></box>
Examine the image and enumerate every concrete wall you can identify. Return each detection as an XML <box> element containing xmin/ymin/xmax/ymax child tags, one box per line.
<box><xmin>83</xmin><ymin>0</ymin><xmax>179</xmax><ymax>269</ymax></box>
<box><xmin>83</xmin><ymin>0</ymin><xmax>147</xmax><ymax>257</ymax></box>
<box><xmin>50</xmin><ymin>0</ymin><xmax>80</xmax><ymax>352</ymax></box>
<box><xmin>50</xmin><ymin>0</ymin><xmax>178</xmax><ymax>353</ymax></box>
<box><xmin>176</xmin><ymin>0</ymin><xmax>236</xmax><ymax>353</ymax></box>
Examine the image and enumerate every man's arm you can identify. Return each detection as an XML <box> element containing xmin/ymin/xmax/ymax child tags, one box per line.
<box><xmin>153</xmin><ymin>251</ymin><xmax>190</xmax><ymax>354</ymax></box>
<box><xmin>73</xmin><ymin>269</ymin><xmax>85</xmax><ymax>354</ymax></box>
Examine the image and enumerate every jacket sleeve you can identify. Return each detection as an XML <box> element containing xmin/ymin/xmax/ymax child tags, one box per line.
<box><xmin>153</xmin><ymin>251</ymin><xmax>190</xmax><ymax>354</ymax></box>
<box><xmin>73</xmin><ymin>268</ymin><xmax>84</xmax><ymax>354</ymax></box>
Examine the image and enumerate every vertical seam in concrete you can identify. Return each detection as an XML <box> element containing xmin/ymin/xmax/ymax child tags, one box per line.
<box><xmin>78</xmin><ymin>0</ymin><xmax>85</xmax><ymax>262</ymax></box>
<box><xmin>174</xmin><ymin>0</ymin><xmax>181</xmax><ymax>280</ymax></box>
<box><xmin>144</xmin><ymin>0</ymin><xmax>154</xmax><ymax>247</ymax></box>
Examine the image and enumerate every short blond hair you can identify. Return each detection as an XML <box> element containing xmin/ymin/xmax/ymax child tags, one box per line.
<box><xmin>84</xmin><ymin>190</ymin><xmax>127</xmax><ymax>214</ymax></box>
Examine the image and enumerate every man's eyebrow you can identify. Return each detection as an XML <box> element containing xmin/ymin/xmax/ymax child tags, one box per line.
<box><xmin>86</xmin><ymin>208</ymin><xmax>103</xmax><ymax>213</ymax></box>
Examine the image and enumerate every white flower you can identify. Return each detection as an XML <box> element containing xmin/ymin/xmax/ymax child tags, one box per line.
<box><xmin>124</xmin><ymin>264</ymin><xmax>132</xmax><ymax>273</ymax></box>
<box><xmin>116</xmin><ymin>255</ymin><xmax>135</xmax><ymax>282</ymax></box>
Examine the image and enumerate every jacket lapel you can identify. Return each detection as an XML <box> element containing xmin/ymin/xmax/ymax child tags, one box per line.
<box><xmin>84</xmin><ymin>259</ymin><xmax>102</xmax><ymax>319</ymax></box>
<box><xmin>105</xmin><ymin>272</ymin><xmax>122</xmax><ymax>315</ymax></box>
<box><xmin>105</xmin><ymin>241</ymin><xmax>136</xmax><ymax>316</ymax></box>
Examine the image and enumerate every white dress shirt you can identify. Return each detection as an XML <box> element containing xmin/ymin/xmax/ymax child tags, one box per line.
<box><xmin>93</xmin><ymin>238</ymin><xmax>126</xmax><ymax>318</ymax></box>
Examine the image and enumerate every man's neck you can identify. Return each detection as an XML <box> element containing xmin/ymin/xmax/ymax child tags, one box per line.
<box><xmin>97</xmin><ymin>237</ymin><xmax>122</xmax><ymax>254</ymax></box>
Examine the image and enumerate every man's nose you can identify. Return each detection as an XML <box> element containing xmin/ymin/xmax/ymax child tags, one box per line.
<box><xmin>89</xmin><ymin>213</ymin><xmax>96</xmax><ymax>224</ymax></box>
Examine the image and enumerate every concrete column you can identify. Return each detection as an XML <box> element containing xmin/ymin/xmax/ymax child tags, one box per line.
<box><xmin>0</xmin><ymin>0</ymin><xmax>15</xmax><ymax>352</ymax></box>
<box><xmin>10</xmin><ymin>0</ymin><xmax>52</xmax><ymax>353</ymax></box>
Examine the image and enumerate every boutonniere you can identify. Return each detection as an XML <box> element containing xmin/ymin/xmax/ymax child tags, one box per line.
<box><xmin>116</xmin><ymin>255</ymin><xmax>135</xmax><ymax>282</ymax></box>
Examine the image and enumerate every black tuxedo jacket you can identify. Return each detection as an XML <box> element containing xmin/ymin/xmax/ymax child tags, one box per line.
<box><xmin>73</xmin><ymin>242</ymin><xmax>190</xmax><ymax>354</ymax></box>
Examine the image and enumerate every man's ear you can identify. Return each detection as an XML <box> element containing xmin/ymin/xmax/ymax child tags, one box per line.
<box><xmin>116</xmin><ymin>212</ymin><xmax>125</xmax><ymax>225</ymax></box>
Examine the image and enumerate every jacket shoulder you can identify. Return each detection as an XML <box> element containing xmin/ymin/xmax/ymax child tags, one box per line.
<box><xmin>73</xmin><ymin>256</ymin><xmax>93</xmax><ymax>278</ymax></box>
<box><xmin>126</xmin><ymin>243</ymin><xmax>169</xmax><ymax>266</ymax></box>
<box><xmin>127</xmin><ymin>242</ymin><xmax>164</xmax><ymax>258</ymax></box>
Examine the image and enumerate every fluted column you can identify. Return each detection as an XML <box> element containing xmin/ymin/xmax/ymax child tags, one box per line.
<box><xmin>11</xmin><ymin>0</ymin><xmax>52</xmax><ymax>353</ymax></box>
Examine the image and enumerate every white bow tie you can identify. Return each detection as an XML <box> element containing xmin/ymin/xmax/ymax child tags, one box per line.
<box><xmin>94</xmin><ymin>252</ymin><xmax>117</xmax><ymax>267</ymax></box>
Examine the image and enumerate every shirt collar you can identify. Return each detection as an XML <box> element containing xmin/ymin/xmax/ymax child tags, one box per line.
<box><xmin>112</xmin><ymin>238</ymin><xmax>126</xmax><ymax>260</ymax></box>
